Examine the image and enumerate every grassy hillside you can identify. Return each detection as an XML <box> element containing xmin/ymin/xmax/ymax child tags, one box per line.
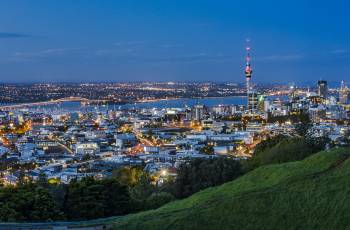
<box><xmin>110</xmin><ymin>148</ymin><xmax>350</xmax><ymax>230</ymax></box>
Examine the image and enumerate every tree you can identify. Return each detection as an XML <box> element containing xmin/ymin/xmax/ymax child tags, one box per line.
<box><xmin>17</xmin><ymin>169</ymin><xmax>31</xmax><ymax>185</ymax></box>
<box><xmin>306</xmin><ymin>135</ymin><xmax>330</xmax><ymax>151</ymax></box>
<box><xmin>295</xmin><ymin>111</ymin><xmax>312</xmax><ymax>137</ymax></box>
<box><xmin>0</xmin><ymin>183</ymin><xmax>63</xmax><ymax>222</ymax></box>
<box><xmin>253</xmin><ymin>135</ymin><xmax>287</xmax><ymax>156</ymax></box>
<box><xmin>146</xmin><ymin>192</ymin><xmax>175</xmax><ymax>209</ymax></box>
<box><xmin>130</xmin><ymin>173</ymin><xmax>154</xmax><ymax>201</ymax></box>
<box><xmin>81</xmin><ymin>154</ymin><xmax>92</xmax><ymax>161</ymax></box>
<box><xmin>0</xmin><ymin>203</ymin><xmax>17</xmax><ymax>222</ymax></box>
<box><xmin>147</xmin><ymin>128</ymin><xmax>153</xmax><ymax>139</ymax></box>
<box><xmin>174</xmin><ymin>158</ymin><xmax>242</xmax><ymax>198</ymax></box>
<box><xmin>113</xmin><ymin>166</ymin><xmax>158</xmax><ymax>211</ymax></box>
<box><xmin>199</xmin><ymin>145</ymin><xmax>214</xmax><ymax>154</ymax></box>
<box><xmin>112</xmin><ymin>166</ymin><xmax>144</xmax><ymax>187</ymax></box>
<box><xmin>64</xmin><ymin>177</ymin><xmax>132</xmax><ymax>220</ymax></box>
<box><xmin>244</xmin><ymin>137</ymin><xmax>329</xmax><ymax>172</ymax></box>
<box><xmin>37</xmin><ymin>172</ymin><xmax>49</xmax><ymax>188</ymax></box>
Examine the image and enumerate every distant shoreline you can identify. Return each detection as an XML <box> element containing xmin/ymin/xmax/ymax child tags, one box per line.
<box><xmin>134</xmin><ymin>95</ymin><xmax>247</xmax><ymax>103</ymax></box>
<box><xmin>0</xmin><ymin>94</ymin><xmax>292</xmax><ymax>108</ymax></box>
<box><xmin>0</xmin><ymin>95</ymin><xmax>248</xmax><ymax>107</ymax></box>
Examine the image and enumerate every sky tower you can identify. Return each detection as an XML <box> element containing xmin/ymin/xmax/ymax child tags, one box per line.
<box><xmin>245</xmin><ymin>40</ymin><xmax>257</xmax><ymax>112</ymax></box>
<box><xmin>245</xmin><ymin>40</ymin><xmax>253</xmax><ymax>93</ymax></box>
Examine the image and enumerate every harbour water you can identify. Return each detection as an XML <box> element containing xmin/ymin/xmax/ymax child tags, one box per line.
<box><xmin>121</xmin><ymin>97</ymin><xmax>247</xmax><ymax>109</ymax></box>
<box><xmin>11</xmin><ymin>96</ymin><xmax>288</xmax><ymax>113</ymax></box>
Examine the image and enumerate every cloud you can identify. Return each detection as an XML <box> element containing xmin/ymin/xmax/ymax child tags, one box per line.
<box><xmin>95</xmin><ymin>48</ymin><xmax>135</xmax><ymax>56</ymax></box>
<box><xmin>257</xmin><ymin>54</ymin><xmax>304</xmax><ymax>61</ymax></box>
<box><xmin>330</xmin><ymin>49</ymin><xmax>350</xmax><ymax>58</ymax></box>
<box><xmin>0</xmin><ymin>32</ymin><xmax>30</xmax><ymax>38</ymax></box>
<box><xmin>113</xmin><ymin>41</ymin><xmax>182</xmax><ymax>50</ymax></box>
<box><xmin>94</xmin><ymin>41</ymin><xmax>184</xmax><ymax>59</ymax></box>
<box><xmin>12</xmin><ymin>48</ymin><xmax>85</xmax><ymax>60</ymax></box>
<box><xmin>89</xmin><ymin>47</ymin><xmax>233</xmax><ymax>64</ymax></box>
<box><xmin>11</xmin><ymin>45</ymin><xmax>302</xmax><ymax>65</ymax></box>
<box><xmin>191</xmin><ymin>22</ymin><xmax>213</xmax><ymax>27</ymax></box>
<box><xmin>130</xmin><ymin>52</ymin><xmax>234</xmax><ymax>64</ymax></box>
<box><xmin>113</xmin><ymin>41</ymin><xmax>146</xmax><ymax>46</ymax></box>
<box><xmin>157</xmin><ymin>44</ymin><xmax>178</xmax><ymax>49</ymax></box>
<box><xmin>331</xmin><ymin>49</ymin><xmax>348</xmax><ymax>54</ymax></box>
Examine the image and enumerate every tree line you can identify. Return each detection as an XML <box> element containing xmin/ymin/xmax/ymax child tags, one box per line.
<box><xmin>0</xmin><ymin>157</ymin><xmax>242</xmax><ymax>222</ymax></box>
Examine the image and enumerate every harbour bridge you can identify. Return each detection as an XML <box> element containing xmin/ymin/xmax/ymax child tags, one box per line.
<box><xmin>0</xmin><ymin>97</ymin><xmax>106</xmax><ymax>110</ymax></box>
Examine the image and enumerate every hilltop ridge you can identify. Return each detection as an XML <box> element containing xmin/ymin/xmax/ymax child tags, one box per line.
<box><xmin>110</xmin><ymin>148</ymin><xmax>350</xmax><ymax>230</ymax></box>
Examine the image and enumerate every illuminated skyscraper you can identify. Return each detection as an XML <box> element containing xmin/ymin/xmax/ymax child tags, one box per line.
<box><xmin>317</xmin><ymin>80</ymin><xmax>328</xmax><ymax>99</ymax></box>
<box><xmin>339</xmin><ymin>81</ymin><xmax>349</xmax><ymax>104</ymax></box>
<box><xmin>193</xmin><ymin>104</ymin><xmax>205</xmax><ymax>121</ymax></box>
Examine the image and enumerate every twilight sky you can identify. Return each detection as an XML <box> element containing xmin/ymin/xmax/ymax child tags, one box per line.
<box><xmin>0</xmin><ymin>0</ymin><xmax>350</xmax><ymax>83</ymax></box>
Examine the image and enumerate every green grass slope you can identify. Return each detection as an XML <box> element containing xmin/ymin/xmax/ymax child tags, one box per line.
<box><xmin>111</xmin><ymin>148</ymin><xmax>350</xmax><ymax>230</ymax></box>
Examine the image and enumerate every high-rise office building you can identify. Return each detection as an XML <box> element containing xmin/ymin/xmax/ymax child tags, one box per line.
<box><xmin>339</xmin><ymin>81</ymin><xmax>349</xmax><ymax>104</ymax></box>
<box><xmin>248</xmin><ymin>90</ymin><xmax>258</xmax><ymax>112</ymax></box>
<box><xmin>317</xmin><ymin>80</ymin><xmax>328</xmax><ymax>99</ymax></box>
<box><xmin>193</xmin><ymin>104</ymin><xmax>205</xmax><ymax>121</ymax></box>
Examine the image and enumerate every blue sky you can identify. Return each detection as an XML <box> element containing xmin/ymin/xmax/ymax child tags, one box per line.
<box><xmin>0</xmin><ymin>0</ymin><xmax>349</xmax><ymax>83</ymax></box>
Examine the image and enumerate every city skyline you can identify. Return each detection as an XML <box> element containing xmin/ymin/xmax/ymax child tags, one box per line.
<box><xmin>0</xmin><ymin>1</ymin><xmax>350</xmax><ymax>83</ymax></box>
<box><xmin>1</xmin><ymin>1</ymin><xmax>350</xmax><ymax>229</ymax></box>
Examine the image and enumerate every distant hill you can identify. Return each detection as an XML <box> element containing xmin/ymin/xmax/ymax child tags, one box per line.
<box><xmin>2</xmin><ymin>148</ymin><xmax>350</xmax><ymax>229</ymax></box>
<box><xmin>110</xmin><ymin>148</ymin><xmax>350</xmax><ymax>230</ymax></box>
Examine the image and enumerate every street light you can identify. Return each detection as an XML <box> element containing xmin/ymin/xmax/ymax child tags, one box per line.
<box><xmin>161</xmin><ymin>169</ymin><xmax>168</xmax><ymax>177</ymax></box>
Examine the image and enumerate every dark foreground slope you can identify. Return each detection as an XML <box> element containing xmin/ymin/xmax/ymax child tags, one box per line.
<box><xmin>1</xmin><ymin>148</ymin><xmax>350</xmax><ymax>230</ymax></box>
<box><xmin>112</xmin><ymin>148</ymin><xmax>350</xmax><ymax>230</ymax></box>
